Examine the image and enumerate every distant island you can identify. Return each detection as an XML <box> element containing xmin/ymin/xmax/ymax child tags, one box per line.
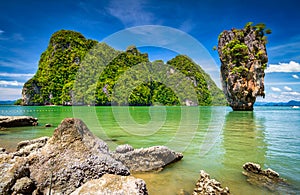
<box><xmin>21</xmin><ymin>30</ymin><xmax>226</xmax><ymax>106</ymax></box>
<box><xmin>255</xmin><ymin>100</ymin><xmax>300</xmax><ymax>107</ymax></box>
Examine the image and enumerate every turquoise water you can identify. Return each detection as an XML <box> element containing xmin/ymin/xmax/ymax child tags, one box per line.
<box><xmin>0</xmin><ymin>106</ymin><xmax>299</xmax><ymax>194</ymax></box>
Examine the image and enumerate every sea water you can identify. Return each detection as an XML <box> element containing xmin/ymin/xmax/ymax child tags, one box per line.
<box><xmin>0</xmin><ymin>106</ymin><xmax>299</xmax><ymax>194</ymax></box>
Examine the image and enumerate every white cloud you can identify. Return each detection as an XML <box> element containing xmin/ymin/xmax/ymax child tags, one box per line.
<box><xmin>106</xmin><ymin>0</ymin><xmax>154</xmax><ymax>26</ymax></box>
<box><xmin>0</xmin><ymin>72</ymin><xmax>34</xmax><ymax>78</ymax></box>
<box><xmin>292</xmin><ymin>74</ymin><xmax>299</xmax><ymax>79</ymax></box>
<box><xmin>282</xmin><ymin>91</ymin><xmax>300</xmax><ymax>96</ymax></box>
<box><xmin>284</xmin><ymin>86</ymin><xmax>292</xmax><ymax>91</ymax></box>
<box><xmin>271</xmin><ymin>87</ymin><xmax>281</xmax><ymax>92</ymax></box>
<box><xmin>266</xmin><ymin>61</ymin><xmax>300</xmax><ymax>73</ymax></box>
<box><xmin>0</xmin><ymin>80</ymin><xmax>24</xmax><ymax>87</ymax></box>
<box><xmin>0</xmin><ymin>87</ymin><xmax>22</xmax><ymax>100</ymax></box>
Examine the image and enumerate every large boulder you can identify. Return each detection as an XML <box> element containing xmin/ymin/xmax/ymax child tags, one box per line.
<box><xmin>0</xmin><ymin>118</ymin><xmax>130</xmax><ymax>195</ymax></box>
<box><xmin>192</xmin><ymin>170</ymin><xmax>230</xmax><ymax>195</ymax></box>
<box><xmin>27</xmin><ymin>118</ymin><xmax>130</xmax><ymax>194</ymax></box>
<box><xmin>217</xmin><ymin>23</ymin><xmax>270</xmax><ymax>111</ymax></box>
<box><xmin>112</xmin><ymin>144</ymin><xmax>183</xmax><ymax>172</ymax></box>
<box><xmin>0</xmin><ymin>116</ymin><xmax>38</xmax><ymax>127</ymax></box>
<box><xmin>71</xmin><ymin>174</ymin><xmax>148</xmax><ymax>195</ymax></box>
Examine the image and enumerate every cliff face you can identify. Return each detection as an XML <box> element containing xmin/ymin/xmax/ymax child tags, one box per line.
<box><xmin>22</xmin><ymin>30</ymin><xmax>226</xmax><ymax>106</ymax></box>
<box><xmin>217</xmin><ymin>23</ymin><xmax>270</xmax><ymax>111</ymax></box>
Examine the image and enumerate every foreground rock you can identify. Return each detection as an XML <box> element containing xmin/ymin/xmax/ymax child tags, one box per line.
<box><xmin>0</xmin><ymin>116</ymin><xmax>38</xmax><ymax>127</ymax></box>
<box><xmin>192</xmin><ymin>170</ymin><xmax>230</xmax><ymax>195</ymax></box>
<box><xmin>71</xmin><ymin>174</ymin><xmax>148</xmax><ymax>195</ymax></box>
<box><xmin>0</xmin><ymin>118</ymin><xmax>184</xmax><ymax>194</ymax></box>
<box><xmin>112</xmin><ymin>144</ymin><xmax>183</xmax><ymax>172</ymax></box>
<box><xmin>218</xmin><ymin>23</ymin><xmax>270</xmax><ymax>111</ymax></box>
<box><xmin>0</xmin><ymin>118</ymin><xmax>130</xmax><ymax>194</ymax></box>
<box><xmin>242</xmin><ymin>162</ymin><xmax>298</xmax><ymax>193</ymax></box>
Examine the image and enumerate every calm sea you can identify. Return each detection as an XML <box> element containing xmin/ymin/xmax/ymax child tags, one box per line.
<box><xmin>0</xmin><ymin>106</ymin><xmax>299</xmax><ymax>194</ymax></box>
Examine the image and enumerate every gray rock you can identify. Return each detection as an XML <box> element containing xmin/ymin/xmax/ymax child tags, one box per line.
<box><xmin>192</xmin><ymin>170</ymin><xmax>230</xmax><ymax>195</ymax></box>
<box><xmin>14</xmin><ymin>136</ymin><xmax>49</xmax><ymax>157</ymax></box>
<box><xmin>11</xmin><ymin>177</ymin><xmax>35</xmax><ymax>195</ymax></box>
<box><xmin>112</xmin><ymin>145</ymin><xmax>183</xmax><ymax>172</ymax></box>
<box><xmin>115</xmin><ymin>144</ymin><xmax>134</xmax><ymax>153</ymax></box>
<box><xmin>71</xmin><ymin>174</ymin><xmax>148</xmax><ymax>195</ymax></box>
<box><xmin>242</xmin><ymin>162</ymin><xmax>299</xmax><ymax>193</ymax></box>
<box><xmin>0</xmin><ymin>116</ymin><xmax>38</xmax><ymax>127</ymax></box>
<box><xmin>27</xmin><ymin>118</ymin><xmax>130</xmax><ymax>194</ymax></box>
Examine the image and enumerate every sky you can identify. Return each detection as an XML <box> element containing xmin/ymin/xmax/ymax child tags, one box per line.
<box><xmin>0</xmin><ymin>0</ymin><xmax>300</xmax><ymax>102</ymax></box>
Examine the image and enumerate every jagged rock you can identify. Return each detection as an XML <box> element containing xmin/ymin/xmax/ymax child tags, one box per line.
<box><xmin>11</xmin><ymin>177</ymin><xmax>35</xmax><ymax>195</ymax></box>
<box><xmin>70</xmin><ymin>174</ymin><xmax>148</xmax><ymax>195</ymax></box>
<box><xmin>14</xmin><ymin>136</ymin><xmax>49</xmax><ymax>157</ymax></box>
<box><xmin>27</xmin><ymin>118</ymin><xmax>130</xmax><ymax>194</ymax></box>
<box><xmin>242</xmin><ymin>162</ymin><xmax>298</xmax><ymax>192</ymax></box>
<box><xmin>192</xmin><ymin>170</ymin><xmax>230</xmax><ymax>195</ymax></box>
<box><xmin>112</xmin><ymin>144</ymin><xmax>183</xmax><ymax>172</ymax></box>
<box><xmin>0</xmin><ymin>157</ymin><xmax>30</xmax><ymax>195</ymax></box>
<box><xmin>0</xmin><ymin>116</ymin><xmax>38</xmax><ymax>127</ymax></box>
<box><xmin>218</xmin><ymin>23</ymin><xmax>269</xmax><ymax>111</ymax></box>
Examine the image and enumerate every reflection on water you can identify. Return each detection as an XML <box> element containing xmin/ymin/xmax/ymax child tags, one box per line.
<box><xmin>222</xmin><ymin>111</ymin><xmax>267</xmax><ymax>194</ymax></box>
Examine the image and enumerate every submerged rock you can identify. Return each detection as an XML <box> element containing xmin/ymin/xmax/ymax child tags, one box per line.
<box><xmin>242</xmin><ymin>162</ymin><xmax>299</xmax><ymax>193</ymax></box>
<box><xmin>218</xmin><ymin>23</ymin><xmax>270</xmax><ymax>111</ymax></box>
<box><xmin>71</xmin><ymin>174</ymin><xmax>148</xmax><ymax>195</ymax></box>
<box><xmin>112</xmin><ymin>144</ymin><xmax>183</xmax><ymax>172</ymax></box>
<box><xmin>0</xmin><ymin>116</ymin><xmax>38</xmax><ymax>127</ymax></box>
<box><xmin>192</xmin><ymin>170</ymin><xmax>230</xmax><ymax>195</ymax></box>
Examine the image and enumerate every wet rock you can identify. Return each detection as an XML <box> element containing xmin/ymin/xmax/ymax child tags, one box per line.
<box><xmin>112</xmin><ymin>144</ymin><xmax>183</xmax><ymax>172</ymax></box>
<box><xmin>71</xmin><ymin>174</ymin><xmax>148</xmax><ymax>195</ymax></box>
<box><xmin>242</xmin><ymin>162</ymin><xmax>298</xmax><ymax>193</ymax></box>
<box><xmin>0</xmin><ymin>116</ymin><xmax>38</xmax><ymax>127</ymax></box>
<box><xmin>218</xmin><ymin>23</ymin><xmax>269</xmax><ymax>111</ymax></box>
<box><xmin>45</xmin><ymin>123</ymin><xmax>52</xmax><ymax>127</ymax></box>
<box><xmin>192</xmin><ymin>170</ymin><xmax>230</xmax><ymax>195</ymax></box>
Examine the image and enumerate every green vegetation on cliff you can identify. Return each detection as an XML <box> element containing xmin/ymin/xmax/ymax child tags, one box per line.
<box><xmin>22</xmin><ymin>30</ymin><xmax>226</xmax><ymax>106</ymax></box>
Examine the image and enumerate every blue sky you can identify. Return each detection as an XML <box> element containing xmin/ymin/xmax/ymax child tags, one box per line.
<box><xmin>0</xmin><ymin>0</ymin><xmax>300</xmax><ymax>102</ymax></box>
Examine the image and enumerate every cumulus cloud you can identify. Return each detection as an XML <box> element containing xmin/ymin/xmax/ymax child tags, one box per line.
<box><xmin>271</xmin><ymin>87</ymin><xmax>281</xmax><ymax>92</ymax></box>
<box><xmin>284</xmin><ymin>86</ymin><xmax>292</xmax><ymax>91</ymax></box>
<box><xmin>266</xmin><ymin>61</ymin><xmax>300</xmax><ymax>73</ymax></box>
<box><xmin>292</xmin><ymin>74</ymin><xmax>299</xmax><ymax>79</ymax></box>
<box><xmin>0</xmin><ymin>80</ymin><xmax>24</xmax><ymax>87</ymax></box>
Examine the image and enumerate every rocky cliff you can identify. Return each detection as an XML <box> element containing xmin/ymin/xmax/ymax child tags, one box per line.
<box><xmin>22</xmin><ymin>30</ymin><xmax>226</xmax><ymax>106</ymax></box>
<box><xmin>217</xmin><ymin>23</ymin><xmax>270</xmax><ymax>110</ymax></box>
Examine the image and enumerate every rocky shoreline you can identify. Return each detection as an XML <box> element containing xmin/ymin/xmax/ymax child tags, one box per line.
<box><xmin>0</xmin><ymin>117</ymin><xmax>295</xmax><ymax>194</ymax></box>
<box><xmin>0</xmin><ymin>116</ymin><xmax>38</xmax><ymax>128</ymax></box>
<box><xmin>0</xmin><ymin>118</ymin><xmax>183</xmax><ymax>194</ymax></box>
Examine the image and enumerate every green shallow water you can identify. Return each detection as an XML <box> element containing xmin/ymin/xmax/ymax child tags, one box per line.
<box><xmin>0</xmin><ymin>106</ymin><xmax>299</xmax><ymax>194</ymax></box>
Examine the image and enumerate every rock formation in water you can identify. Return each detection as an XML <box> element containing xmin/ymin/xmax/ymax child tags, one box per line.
<box><xmin>0</xmin><ymin>118</ymin><xmax>183</xmax><ymax>194</ymax></box>
<box><xmin>0</xmin><ymin>116</ymin><xmax>38</xmax><ymax>127</ymax></box>
<box><xmin>112</xmin><ymin>144</ymin><xmax>183</xmax><ymax>172</ymax></box>
<box><xmin>22</xmin><ymin>29</ymin><xmax>226</xmax><ymax>106</ymax></box>
<box><xmin>218</xmin><ymin>23</ymin><xmax>271</xmax><ymax>111</ymax></box>
<box><xmin>242</xmin><ymin>162</ymin><xmax>299</xmax><ymax>193</ymax></box>
<box><xmin>192</xmin><ymin>170</ymin><xmax>230</xmax><ymax>195</ymax></box>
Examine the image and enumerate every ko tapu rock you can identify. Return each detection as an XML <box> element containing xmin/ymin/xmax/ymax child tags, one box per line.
<box><xmin>218</xmin><ymin>22</ymin><xmax>271</xmax><ymax>111</ymax></box>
